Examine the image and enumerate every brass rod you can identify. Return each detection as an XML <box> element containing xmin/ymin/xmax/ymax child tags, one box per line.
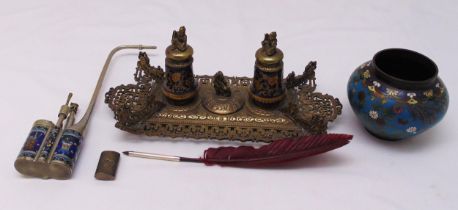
<box><xmin>64</xmin><ymin>103</ymin><xmax>78</xmax><ymax>128</ymax></box>
<box><xmin>46</xmin><ymin>93</ymin><xmax>74</xmax><ymax>162</ymax></box>
<box><xmin>33</xmin><ymin>93</ymin><xmax>72</xmax><ymax>162</ymax></box>
<box><xmin>70</xmin><ymin>45</ymin><xmax>157</xmax><ymax>133</ymax></box>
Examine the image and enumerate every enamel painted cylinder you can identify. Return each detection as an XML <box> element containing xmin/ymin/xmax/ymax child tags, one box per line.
<box><xmin>49</xmin><ymin>129</ymin><xmax>83</xmax><ymax>179</ymax></box>
<box><xmin>162</xmin><ymin>26</ymin><xmax>197</xmax><ymax>105</ymax></box>
<box><xmin>14</xmin><ymin>120</ymin><xmax>54</xmax><ymax>176</ymax></box>
<box><xmin>250</xmin><ymin>32</ymin><xmax>285</xmax><ymax>108</ymax></box>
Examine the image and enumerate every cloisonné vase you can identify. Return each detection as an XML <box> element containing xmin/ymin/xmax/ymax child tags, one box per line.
<box><xmin>347</xmin><ymin>48</ymin><xmax>448</xmax><ymax>140</ymax></box>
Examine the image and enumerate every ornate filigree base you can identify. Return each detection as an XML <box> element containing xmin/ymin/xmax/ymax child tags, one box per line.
<box><xmin>105</xmin><ymin>28</ymin><xmax>343</xmax><ymax>142</ymax></box>
<box><xmin>106</xmin><ymin>71</ymin><xmax>342</xmax><ymax>142</ymax></box>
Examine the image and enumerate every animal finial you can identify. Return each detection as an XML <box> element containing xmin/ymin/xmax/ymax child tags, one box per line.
<box><xmin>171</xmin><ymin>26</ymin><xmax>187</xmax><ymax>51</ymax></box>
<box><xmin>261</xmin><ymin>32</ymin><xmax>278</xmax><ymax>56</ymax></box>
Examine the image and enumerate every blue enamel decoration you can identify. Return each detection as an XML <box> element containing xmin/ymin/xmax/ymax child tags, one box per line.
<box><xmin>51</xmin><ymin>129</ymin><xmax>83</xmax><ymax>168</ymax></box>
<box><xmin>347</xmin><ymin>49</ymin><xmax>449</xmax><ymax>140</ymax></box>
<box><xmin>38</xmin><ymin>128</ymin><xmax>59</xmax><ymax>160</ymax></box>
<box><xmin>18</xmin><ymin>125</ymin><xmax>49</xmax><ymax>159</ymax></box>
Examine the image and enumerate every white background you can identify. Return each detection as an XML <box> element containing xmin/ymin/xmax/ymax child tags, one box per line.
<box><xmin>1</xmin><ymin>1</ymin><xmax>457</xmax><ymax>210</ymax></box>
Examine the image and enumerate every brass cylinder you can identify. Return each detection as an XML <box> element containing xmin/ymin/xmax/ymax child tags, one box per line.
<box><xmin>250</xmin><ymin>32</ymin><xmax>285</xmax><ymax>108</ymax></box>
<box><xmin>14</xmin><ymin>120</ymin><xmax>54</xmax><ymax>177</ymax></box>
<box><xmin>162</xmin><ymin>26</ymin><xmax>197</xmax><ymax>105</ymax></box>
<box><xmin>48</xmin><ymin>128</ymin><xmax>83</xmax><ymax>179</ymax></box>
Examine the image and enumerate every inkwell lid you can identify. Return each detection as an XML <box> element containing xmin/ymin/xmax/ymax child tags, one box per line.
<box><xmin>166</xmin><ymin>26</ymin><xmax>193</xmax><ymax>61</ymax></box>
<box><xmin>255</xmin><ymin>32</ymin><xmax>283</xmax><ymax>65</ymax></box>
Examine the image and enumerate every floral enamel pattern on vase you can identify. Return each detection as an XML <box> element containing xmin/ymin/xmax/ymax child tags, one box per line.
<box><xmin>347</xmin><ymin>49</ymin><xmax>448</xmax><ymax>140</ymax></box>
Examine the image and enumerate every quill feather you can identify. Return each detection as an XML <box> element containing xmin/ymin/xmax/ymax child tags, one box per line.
<box><xmin>123</xmin><ymin>134</ymin><xmax>352</xmax><ymax>167</ymax></box>
<box><xmin>199</xmin><ymin>134</ymin><xmax>352</xmax><ymax>166</ymax></box>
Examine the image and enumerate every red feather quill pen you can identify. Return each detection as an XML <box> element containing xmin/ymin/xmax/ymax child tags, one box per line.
<box><xmin>123</xmin><ymin>134</ymin><xmax>352</xmax><ymax>167</ymax></box>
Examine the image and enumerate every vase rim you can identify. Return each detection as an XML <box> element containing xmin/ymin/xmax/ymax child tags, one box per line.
<box><xmin>372</xmin><ymin>48</ymin><xmax>438</xmax><ymax>90</ymax></box>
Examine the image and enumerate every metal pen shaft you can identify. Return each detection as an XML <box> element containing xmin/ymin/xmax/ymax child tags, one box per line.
<box><xmin>123</xmin><ymin>151</ymin><xmax>180</xmax><ymax>162</ymax></box>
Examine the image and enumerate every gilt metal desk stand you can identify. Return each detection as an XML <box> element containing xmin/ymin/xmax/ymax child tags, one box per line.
<box><xmin>105</xmin><ymin>26</ymin><xmax>342</xmax><ymax>142</ymax></box>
